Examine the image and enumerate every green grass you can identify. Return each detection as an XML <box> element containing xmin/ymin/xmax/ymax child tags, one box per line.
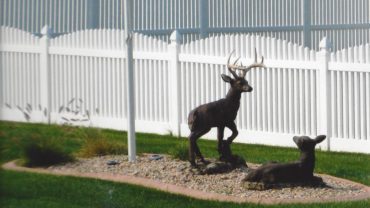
<box><xmin>1</xmin><ymin>170</ymin><xmax>369</xmax><ymax>208</ymax></box>
<box><xmin>0</xmin><ymin>121</ymin><xmax>369</xmax><ymax>208</ymax></box>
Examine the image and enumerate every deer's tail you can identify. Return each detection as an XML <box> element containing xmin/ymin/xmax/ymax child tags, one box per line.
<box><xmin>187</xmin><ymin>110</ymin><xmax>198</xmax><ymax>131</ymax></box>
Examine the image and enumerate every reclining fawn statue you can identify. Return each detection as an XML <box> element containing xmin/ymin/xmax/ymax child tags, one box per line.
<box><xmin>243</xmin><ymin>135</ymin><xmax>326</xmax><ymax>186</ymax></box>
<box><xmin>187</xmin><ymin>49</ymin><xmax>266</xmax><ymax>166</ymax></box>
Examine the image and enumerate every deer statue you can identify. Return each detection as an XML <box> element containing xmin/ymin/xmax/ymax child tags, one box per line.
<box><xmin>187</xmin><ymin>49</ymin><xmax>266</xmax><ymax>167</ymax></box>
<box><xmin>243</xmin><ymin>135</ymin><xmax>326</xmax><ymax>185</ymax></box>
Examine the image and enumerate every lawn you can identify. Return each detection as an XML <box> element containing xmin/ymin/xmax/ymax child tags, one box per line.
<box><xmin>0</xmin><ymin>121</ymin><xmax>369</xmax><ymax>208</ymax></box>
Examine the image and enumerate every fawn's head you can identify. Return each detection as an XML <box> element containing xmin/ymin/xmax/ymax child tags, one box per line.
<box><xmin>293</xmin><ymin>135</ymin><xmax>326</xmax><ymax>154</ymax></box>
<box><xmin>222</xmin><ymin>49</ymin><xmax>265</xmax><ymax>93</ymax></box>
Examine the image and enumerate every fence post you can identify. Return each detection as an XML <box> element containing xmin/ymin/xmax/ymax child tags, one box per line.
<box><xmin>40</xmin><ymin>25</ymin><xmax>52</xmax><ymax>124</ymax></box>
<box><xmin>86</xmin><ymin>0</ymin><xmax>100</xmax><ymax>29</ymax></box>
<box><xmin>318</xmin><ymin>37</ymin><xmax>332</xmax><ymax>151</ymax></box>
<box><xmin>303</xmin><ymin>0</ymin><xmax>311</xmax><ymax>48</ymax></box>
<box><xmin>169</xmin><ymin>30</ymin><xmax>182</xmax><ymax>137</ymax></box>
<box><xmin>199</xmin><ymin>0</ymin><xmax>209</xmax><ymax>38</ymax></box>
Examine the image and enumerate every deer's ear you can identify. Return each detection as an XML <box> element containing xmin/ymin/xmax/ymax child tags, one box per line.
<box><xmin>221</xmin><ymin>74</ymin><xmax>233</xmax><ymax>83</ymax></box>
<box><xmin>314</xmin><ymin>135</ymin><xmax>326</xmax><ymax>144</ymax></box>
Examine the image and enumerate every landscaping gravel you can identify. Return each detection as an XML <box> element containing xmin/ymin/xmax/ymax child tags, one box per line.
<box><xmin>47</xmin><ymin>154</ymin><xmax>367</xmax><ymax>201</ymax></box>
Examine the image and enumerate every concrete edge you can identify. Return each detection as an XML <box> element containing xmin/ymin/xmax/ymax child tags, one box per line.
<box><xmin>2</xmin><ymin>160</ymin><xmax>370</xmax><ymax>205</ymax></box>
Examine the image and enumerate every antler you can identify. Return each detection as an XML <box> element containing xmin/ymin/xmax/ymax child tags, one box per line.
<box><xmin>241</xmin><ymin>48</ymin><xmax>266</xmax><ymax>77</ymax></box>
<box><xmin>226</xmin><ymin>50</ymin><xmax>241</xmax><ymax>78</ymax></box>
<box><xmin>227</xmin><ymin>48</ymin><xmax>266</xmax><ymax>78</ymax></box>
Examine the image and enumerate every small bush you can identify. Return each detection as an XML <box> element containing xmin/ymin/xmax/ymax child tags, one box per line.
<box><xmin>168</xmin><ymin>139</ymin><xmax>188</xmax><ymax>161</ymax></box>
<box><xmin>22</xmin><ymin>139</ymin><xmax>74</xmax><ymax>167</ymax></box>
<box><xmin>73</xmin><ymin>127</ymin><xmax>102</xmax><ymax>141</ymax></box>
<box><xmin>78</xmin><ymin>139</ymin><xmax>127</xmax><ymax>158</ymax></box>
<box><xmin>77</xmin><ymin>127</ymin><xmax>127</xmax><ymax>157</ymax></box>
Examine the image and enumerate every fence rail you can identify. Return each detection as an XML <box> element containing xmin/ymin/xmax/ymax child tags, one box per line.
<box><xmin>0</xmin><ymin>26</ymin><xmax>369</xmax><ymax>154</ymax></box>
<box><xmin>1</xmin><ymin>0</ymin><xmax>370</xmax><ymax>50</ymax></box>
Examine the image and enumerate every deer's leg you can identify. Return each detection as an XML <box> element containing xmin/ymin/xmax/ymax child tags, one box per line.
<box><xmin>217</xmin><ymin>126</ymin><xmax>225</xmax><ymax>154</ymax></box>
<box><xmin>189</xmin><ymin>128</ymin><xmax>210</xmax><ymax>166</ymax></box>
<box><xmin>193</xmin><ymin>128</ymin><xmax>211</xmax><ymax>164</ymax></box>
<box><xmin>218</xmin><ymin>122</ymin><xmax>238</xmax><ymax>161</ymax></box>
<box><xmin>226</xmin><ymin>122</ymin><xmax>238</xmax><ymax>144</ymax></box>
<box><xmin>188</xmin><ymin>132</ymin><xmax>198</xmax><ymax>166</ymax></box>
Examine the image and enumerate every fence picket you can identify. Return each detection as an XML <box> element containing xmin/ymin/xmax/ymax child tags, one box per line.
<box><xmin>366</xmin><ymin>73</ymin><xmax>370</xmax><ymax>140</ymax></box>
<box><xmin>360</xmin><ymin>72</ymin><xmax>366</xmax><ymax>140</ymax></box>
<box><xmin>342</xmin><ymin>49</ymin><xmax>349</xmax><ymax>138</ymax></box>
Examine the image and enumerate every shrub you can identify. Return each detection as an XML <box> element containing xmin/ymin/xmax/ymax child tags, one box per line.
<box><xmin>22</xmin><ymin>139</ymin><xmax>74</xmax><ymax>167</ymax></box>
<box><xmin>168</xmin><ymin>138</ymin><xmax>188</xmax><ymax>161</ymax></box>
<box><xmin>78</xmin><ymin>129</ymin><xmax>127</xmax><ymax>157</ymax></box>
<box><xmin>73</xmin><ymin>127</ymin><xmax>102</xmax><ymax>141</ymax></box>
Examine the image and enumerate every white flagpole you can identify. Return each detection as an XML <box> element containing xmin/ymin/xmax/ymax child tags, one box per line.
<box><xmin>124</xmin><ymin>0</ymin><xmax>136</xmax><ymax>162</ymax></box>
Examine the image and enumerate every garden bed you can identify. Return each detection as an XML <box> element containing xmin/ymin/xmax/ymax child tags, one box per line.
<box><xmin>5</xmin><ymin>154</ymin><xmax>370</xmax><ymax>204</ymax></box>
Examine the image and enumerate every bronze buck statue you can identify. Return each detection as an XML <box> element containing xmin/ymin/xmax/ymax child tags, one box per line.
<box><xmin>187</xmin><ymin>49</ymin><xmax>266</xmax><ymax>167</ymax></box>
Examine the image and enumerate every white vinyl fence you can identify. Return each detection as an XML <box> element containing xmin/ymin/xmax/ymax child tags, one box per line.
<box><xmin>1</xmin><ymin>0</ymin><xmax>370</xmax><ymax>50</ymax></box>
<box><xmin>1</xmin><ymin>26</ymin><xmax>369</xmax><ymax>154</ymax></box>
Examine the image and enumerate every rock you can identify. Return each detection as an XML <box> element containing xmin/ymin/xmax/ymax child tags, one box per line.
<box><xmin>189</xmin><ymin>156</ymin><xmax>247</xmax><ymax>175</ymax></box>
<box><xmin>148</xmin><ymin>154</ymin><xmax>164</xmax><ymax>161</ymax></box>
<box><xmin>241</xmin><ymin>181</ymin><xmax>269</xmax><ymax>190</ymax></box>
<box><xmin>220</xmin><ymin>154</ymin><xmax>247</xmax><ymax>168</ymax></box>
<box><xmin>190</xmin><ymin>167</ymin><xmax>203</xmax><ymax>175</ymax></box>
<box><xmin>176</xmin><ymin>164</ymin><xmax>187</xmax><ymax>172</ymax></box>
<box><xmin>231</xmin><ymin>155</ymin><xmax>247</xmax><ymax>167</ymax></box>
<box><xmin>238</xmin><ymin>166</ymin><xmax>250</xmax><ymax>173</ymax></box>
<box><xmin>106</xmin><ymin>160</ymin><xmax>120</xmax><ymax>166</ymax></box>
<box><xmin>202</xmin><ymin>161</ymin><xmax>232</xmax><ymax>175</ymax></box>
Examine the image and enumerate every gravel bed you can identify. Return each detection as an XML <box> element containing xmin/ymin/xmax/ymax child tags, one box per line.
<box><xmin>47</xmin><ymin>154</ymin><xmax>367</xmax><ymax>200</ymax></box>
